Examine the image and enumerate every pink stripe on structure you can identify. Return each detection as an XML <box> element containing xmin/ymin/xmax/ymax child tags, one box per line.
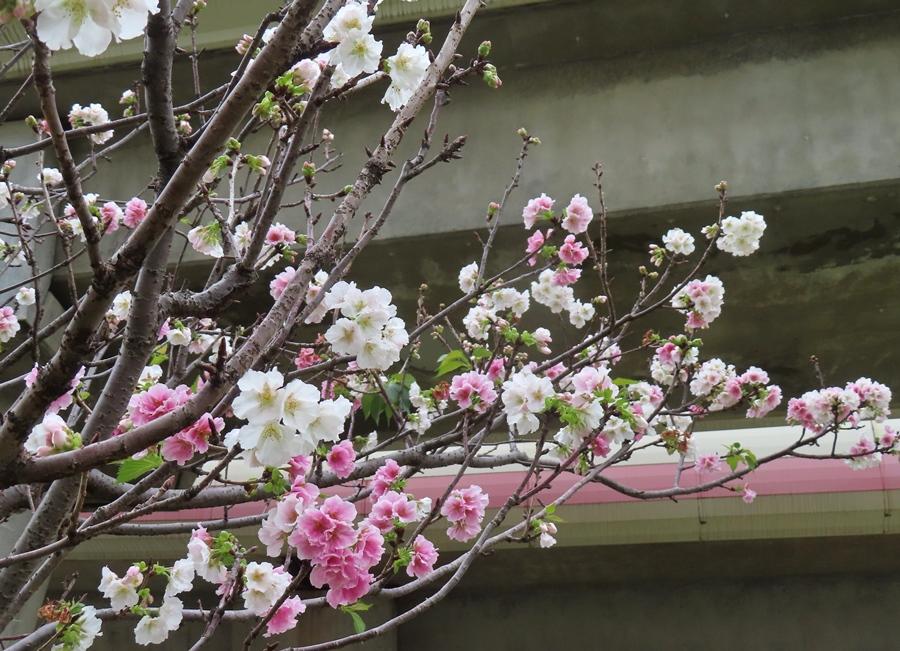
<box><xmin>106</xmin><ymin>456</ymin><xmax>900</xmax><ymax>524</ymax></box>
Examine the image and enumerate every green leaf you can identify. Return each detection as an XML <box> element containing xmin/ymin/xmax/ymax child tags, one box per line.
<box><xmin>613</xmin><ymin>377</ymin><xmax>639</xmax><ymax>387</ymax></box>
<box><xmin>116</xmin><ymin>453</ymin><xmax>163</xmax><ymax>483</ymax></box>
<box><xmin>340</xmin><ymin>602</ymin><xmax>371</xmax><ymax>634</ymax></box>
<box><xmin>385</xmin><ymin>380</ymin><xmax>411</xmax><ymax>414</ymax></box>
<box><xmin>435</xmin><ymin>349</ymin><xmax>471</xmax><ymax>377</ymax></box>
<box><xmin>742</xmin><ymin>449</ymin><xmax>758</xmax><ymax>470</ymax></box>
<box><xmin>348</xmin><ymin>610</ymin><xmax>365</xmax><ymax>634</ymax></box>
<box><xmin>361</xmin><ymin>393</ymin><xmax>389</xmax><ymax>425</ymax></box>
<box><xmin>471</xmin><ymin>346</ymin><xmax>492</xmax><ymax>360</ymax></box>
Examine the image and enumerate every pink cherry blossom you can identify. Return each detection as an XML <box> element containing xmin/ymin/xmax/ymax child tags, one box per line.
<box><xmin>440</xmin><ymin>485</ymin><xmax>488</xmax><ymax>542</ymax></box>
<box><xmin>558</xmin><ymin>234</ymin><xmax>589</xmax><ymax>265</ymax></box>
<box><xmin>326</xmin><ymin>440</ymin><xmax>356</xmax><ymax>479</ymax></box>
<box><xmin>354</xmin><ymin>524</ymin><xmax>384</xmax><ymax>567</ymax></box>
<box><xmin>545</xmin><ymin>362</ymin><xmax>566</xmax><ymax>380</ymax></box>
<box><xmin>270</xmin><ymin>266</ymin><xmax>296</xmax><ymax>300</ymax></box>
<box><xmin>407</xmin><ymin>535</ymin><xmax>438</xmax><ymax>578</ymax></box>
<box><xmin>264</xmin><ymin>596</ymin><xmax>306</xmax><ymax>637</ymax></box>
<box><xmin>128</xmin><ymin>383</ymin><xmax>192</xmax><ymax>427</ymax></box>
<box><xmin>486</xmin><ymin>357</ymin><xmax>506</xmax><ymax>382</ymax></box>
<box><xmin>294</xmin><ymin>347</ymin><xmax>321</xmax><ymax>369</ymax></box>
<box><xmin>552</xmin><ymin>267</ymin><xmax>581</xmax><ymax>286</ymax></box>
<box><xmin>746</xmin><ymin>385</ymin><xmax>782</xmax><ymax>418</ymax></box>
<box><xmin>739</xmin><ymin>366</ymin><xmax>770</xmax><ymax>385</ymax></box>
<box><xmin>161</xmin><ymin>414</ymin><xmax>223</xmax><ymax>465</ymax></box>
<box><xmin>371</xmin><ymin>459</ymin><xmax>403</xmax><ymax>498</ymax></box>
<box><xmin>571</xmin><ymin>366</ymin><xmax>612</xmax><ymax>395</ymax></box>
<box><xmin>25</xmin><ymin>364</ymin><xmax>85</xmax><ymax>414</ymax></box>
<box><xmin>561</xmin><ymin>194</ymin><xmax>593</xmax><ymax>234</ymax></box>
<box><xmin>288</xmin><ymin>455</ymin><xmax>312</xmax><ymax>483</ymax></box>
<box><xmin>525</xmin><ymin>229</ymin><xmax>545</xmax><ymax>266</ymax></box>
<box><xmin>100</xmin><ymin>201</ymin><xmax>121</xmax><ymax>233</ymax></box>
<box><xmin>591</xmin><ymin>433</ymin><xmax>612</xmax><ymax>458</ymax></box>
<box><xmin>123</xmin><ymin>197</ymin><xmax>148</xmax><ymax>228</ymax></box>
<box><xmin>695</xmin><ymin>453</ymin><xmax>722</xmax><ymax>473</ymax></box>
<box><xmin>741</xmin><ymin>485</ymin><xmax>757</xmax><ymax>504</ymax></box>
<box><xmin>368</xmin><ymin>491</ymin><xmax>418</xmax><ymax>533</ymax></box>
<box><xmin>0</xmin><ymin>306</ymin><xmax>19</xmax><ymax>342</ymax></box>
<box><xmin>449</xmin><ymin>371</ymin><xmax>498</xmax><ymax>412</ymax></box>
<box><xmin>290</xmin><ymin>479</ymin><xmax>320</xmax><ymax>508</ymax></box>
<box><xmin>265</xmin><ymin>223</ymin><xmax>297</xmax><ymax>247</ymax></box>
<box><xmin>522</xmin><ymin>193</ymin><xmax>554</xmax><ymax>229</ymax></box>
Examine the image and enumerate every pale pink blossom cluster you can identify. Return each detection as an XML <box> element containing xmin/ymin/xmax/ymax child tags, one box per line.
<box><xmin>325</xmin><ymin>440</ymin><xmax>356</xmax><ymax>478</ymax></box>
<box><xmin>371</xmin><ymin>458</ymin><xmax>405</xmax><ymax>498</ymax></box>
<box><xmin>522</xmin><ymin>193</ymin><xmax>554</xmax><ymax>229</ymax></box>
<box><xmin>846</xmin><ymin>377</ymin><xmax>892</xmax><ymax>421</ymax></box>
<box><xmin>121</xmin><ymin>383</ymin><xmax>221</xmax><ymax>465</ymax></box>
<box><xmin>407</xmin><ymin>535</ymin><xmax>439</xmax><ymax>578</ymax></box>
<box><xmin>845</xmin><ymin>436</ymin><xmax>882</xmax><ymax>471</ymax></box>
<box><xmin>650</xmin><ymin>340</ymin><xmax>698</xmax><ymax>386</ymax></box>
<box><xmin>786</xmin><ymin>378</ymin><xmax>892</xmax><ymax>433</ymax></box>
<box><xmin>282</xmin><ymin>495</ymin><xmax>384</xmax><ymax>607</ymax></box>
<box><xmin>440</xmin><ymin>485</ymin><xmax>488</xmax><ymax>542</ymax></box>
<box><xmin>0</xmin><ymin>305</ymin><xmax>20</xmax><ymax>343</ymax></box>
<box><xmin>449</xmin><ymin>371</ymin><xmax>498</xmax><ymax>413</ymax></box>
<box><xmin>461</xmin><ymin>285</ymin><xmax>530</xmax><ymax>340</ymax></box>
<box><xmin>671</xmin><ymin>275</ymin><xmax>725</xmax><ymax>329</ymax></box>
<box><xmin>123</xmin><ymin>197</ymin><xmax>148</xmax><ymax>228</ymax></box>
<box><xmin>522</xmin><ymin>193</ymin><xmax>593</xmax><ymax>234</ymax></box>
<box><xmin>68</xmin><ymin>103</ymin><xmax>113</xmax><ymax>143</ymax></box>
<box><xmin>367</xmin><ymin>490</ymin><xmax>419</xmax><ymax>533</ymax></box>
<box><xmin>24</xmin><ymin>413</ymin><xmax>80</xmax><ymax>457</ymax></box>
<box><xmin>501</xmin><ymin>368</ymin><xmax>555</xmax><ymax>435</ymax></box>
<box><xmin>689</xmin><ymin>359</ymin><xmax>782</xmax><ymax>418</ymax></box>
<box><xmin>265</xmin><ymin>223</ymin><xmax>297</xmax><ymax>247</ymax></box>
<box><xmin>695</xmin><ymin>453</ymin><xmax>723</xmax><ymax>473</ymax></box>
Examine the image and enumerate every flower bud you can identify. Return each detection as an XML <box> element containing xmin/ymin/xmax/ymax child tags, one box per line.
<box><xmin>302</xmin><ymin>161</ymin><xmax>316</xmax><ymax>180</ymax></box>
<box><xmin>235</xmin><ymin>33</ymin><xmax>253</xmax><ymax>56</ymax></box>
<box><xmin>24</xmin><ymin>115</ymin><xmax>38</xmax><ymax>130</ymax></box>
<box><xmin>478</xmin><ymin>40</ymin><xmax>492</xmax><ymax>58</ymax></box>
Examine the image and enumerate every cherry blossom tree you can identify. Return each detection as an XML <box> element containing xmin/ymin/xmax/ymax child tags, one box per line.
<box><xmin>0</xmin><ymin>0</ymin><xmax>894</xmax><ymax>649</ymax></box>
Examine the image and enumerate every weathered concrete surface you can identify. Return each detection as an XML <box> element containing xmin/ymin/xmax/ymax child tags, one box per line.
<box><xmin>1</xmin><ymin>1</ymin><xmax>899</xmax><ymax>263</ymax></box>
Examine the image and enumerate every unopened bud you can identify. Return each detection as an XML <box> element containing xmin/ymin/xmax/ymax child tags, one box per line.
<box><xmin>516</xmin><ymin>127</ymin><xmax>528</xmax><ymax>138</ymax></box>
<box><xmin>715</xmin><ymin>180</ymin><xmax>728</xmax><ymax>193</ymax></box>
<box><xmin>322</xmin><ymin>128</ymin><xmax>334</xmax><ymax>142</ymax></box>
<box><xmin>416</xmin><ymin>19</ymin><xmax>431</xmax><ymax>35</ymax></box>
<box><xmin>235</xmin><ymin>33</ymin><xmax>253</xmax><ymax>56</ymax></box>
<box><xmin>478</xmin><ymin>40</ymin><xmax>492</xmax><ymax>58</ymax></box>
<box><xmin>302</xmin><ymin>161</ymin><xmax>316</xmax><ymax>180</ymax></box>
<box><xmin>25</xmin><ymin>115</ymin><xmax>38</xmax><ymax>130</ymax></box>
<box><xmin>226</xmin><ymin>137</ymin><xmax>241</xmax><ymax>153</ymax></box>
